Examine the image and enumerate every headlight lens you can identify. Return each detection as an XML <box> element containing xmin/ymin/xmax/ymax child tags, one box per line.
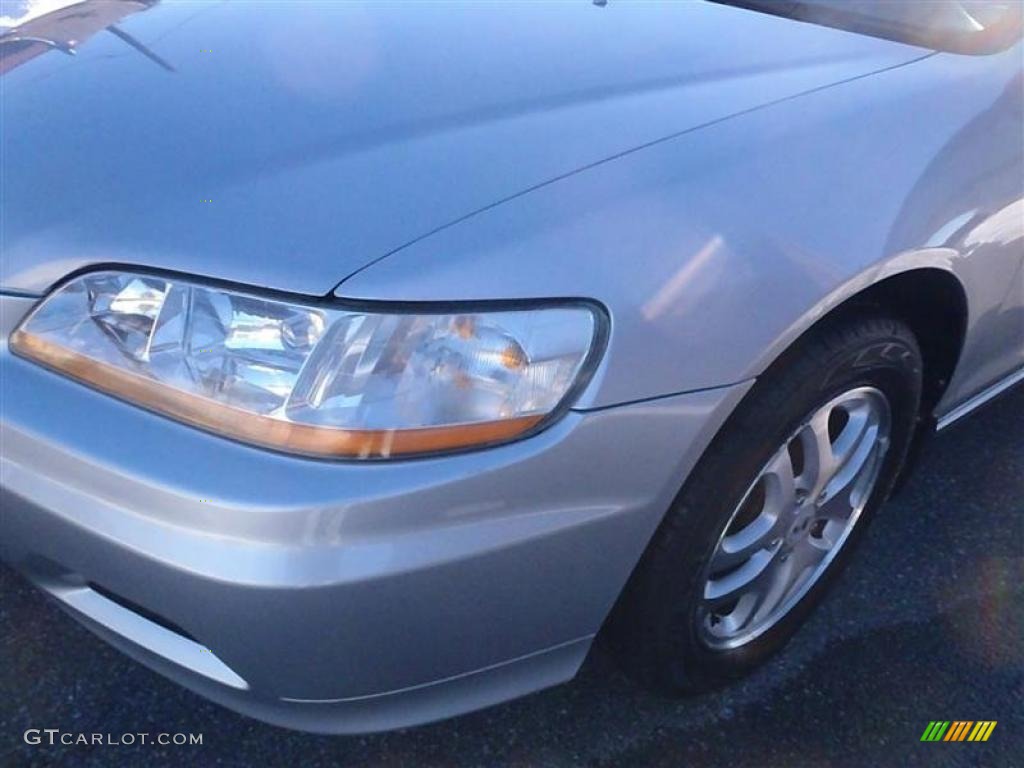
<box><xmin>11</xmin><ymin>271</ymin><xmax>600</xmax><ymax>458</ymax></box>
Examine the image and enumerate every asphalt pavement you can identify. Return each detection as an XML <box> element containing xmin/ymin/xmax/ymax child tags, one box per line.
<box><xmin>2</xmin><ymin>387</ymin><xmax>1022</xmax><ymax>768</ymax></box>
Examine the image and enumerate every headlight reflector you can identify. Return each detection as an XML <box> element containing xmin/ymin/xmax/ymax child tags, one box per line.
<box><xmin>11</xmin><ymin>271</ymin><xmax>600</xmax><ymax>458</ymax></box>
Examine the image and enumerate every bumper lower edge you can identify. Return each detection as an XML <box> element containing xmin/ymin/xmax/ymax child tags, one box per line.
<box><xmin>46</xmin><ymin>581</ymin><xmax>591</xmax><ymax>734</ymax></box>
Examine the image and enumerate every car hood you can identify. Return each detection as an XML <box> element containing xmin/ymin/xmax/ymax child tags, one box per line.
<box><xmin>0</xmin><ymin>0</ymin><xmax>925</xmax><ymax>296</ymax></box>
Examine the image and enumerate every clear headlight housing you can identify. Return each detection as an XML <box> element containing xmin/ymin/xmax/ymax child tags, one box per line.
<box><xmin>11</xmin><ymin>271</ymin><xmax>601</xmax><ymax>458</ymax></box>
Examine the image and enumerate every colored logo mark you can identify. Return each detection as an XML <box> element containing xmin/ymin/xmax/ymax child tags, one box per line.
<box><xmin>921</xmin><ymin>721</ymin><xmax>997</xmax><ymax>742</ymax></box>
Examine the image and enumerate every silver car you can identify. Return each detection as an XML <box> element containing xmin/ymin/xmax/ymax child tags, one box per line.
<box><xmin>1</xmin><ymin>0</ymin><xmax>1022</xmax><ymax>734</ymax></box>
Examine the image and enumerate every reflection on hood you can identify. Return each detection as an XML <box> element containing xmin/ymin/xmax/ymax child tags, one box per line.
<box><xmin>0</xmin><ymin>0</ymin><xmax>165</xmax><ymax>74</ymax></box>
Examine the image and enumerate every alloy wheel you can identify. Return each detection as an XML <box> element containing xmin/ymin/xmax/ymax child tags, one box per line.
<box><xmin>697</xmin><ymin>386</ymin><xmax>892</xmax><ymax>649</ymax></box>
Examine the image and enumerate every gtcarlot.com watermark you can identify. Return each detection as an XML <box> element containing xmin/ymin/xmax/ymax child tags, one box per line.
<box><xmin>25</xmin><ymin>729</ymin><xmax>202</xmax><ymax>746</ymax></box>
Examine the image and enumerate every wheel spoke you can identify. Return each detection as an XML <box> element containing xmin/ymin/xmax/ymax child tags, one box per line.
<box><xmin>799</xmin><ymin>408</ymin><xmax>837</xmax><ymax>499</ymax></box>
<box><xmin>763</xmin><ymin>446</ymin><xmax>798</xmax><ymax>517</ymax></box>
<box><xmin>703</xmin><ymin>547</ymin><xmax>779</xmax><ymax>608</ymax></box>
<box><xmin>712</xmin><ymin>522</ymin><xmax>778</xmax><ymax>572</ymax></box>
<box><xmin>791</xmin><ymin>535</ymin><xmax>828</xmax><ymax>573</ymax></box>
<box><xmin>817</xmin><ymin>403</ymin><xmax>888</xmax><ymax>524</ymax></box>
<box><xmin>710</xmin><ymin>449</ymin><xmax>794</xmax><ymax>572</ymax></box>
<box><xmin>739</xmin><ymin>556</ymin><xmax>791</xmax><ymax>629</ymax></box>
<box><xmin>810</xmin><ymin>518</ymin><xmax>843</xmax><ymax>549</ymax></box>
<box><xmin>815</xmin><ymin>493</ymin><xmax>856</xmax><ymax>536</ymax></box>
<box><xmin>776</xmin><ymin>539</ymin><xmax>827</xmax><ymax>600</ymax></box>
<box><xmin>816</xmin><ymin>478</ymin><xmax>857</xmax><ymax>524</ymax></box>
<box><xmin>824</xmin><ymin>405</ymin><xmax>881</xmax><ymax>500</ymax></box>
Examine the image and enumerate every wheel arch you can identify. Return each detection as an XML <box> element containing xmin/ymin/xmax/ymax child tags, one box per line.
<box><xmin>734</xmin><ymin>262</ymin><xmax>969</xmax><ymax>493</ymax></box>
<box><xmin>748</xmin><ymin>261</ymin><xmax>969</xmax><ymax>421</ymax></box>
<box><xmin>837</xmin><ymin>268</ymin><xmax>968</xmax><ymax>416</ymax></box>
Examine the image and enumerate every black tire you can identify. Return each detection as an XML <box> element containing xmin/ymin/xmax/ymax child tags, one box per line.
<box><xmin>606</xmin><ymin>311</ymin><xmax>923</xmax><ymax>692</ymax></box>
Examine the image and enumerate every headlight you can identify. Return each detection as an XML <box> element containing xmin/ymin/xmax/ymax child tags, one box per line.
<box><xmin>11</xmin><ymin>271</ymin><xmax>601</xmax><ymax>458</ymax></box>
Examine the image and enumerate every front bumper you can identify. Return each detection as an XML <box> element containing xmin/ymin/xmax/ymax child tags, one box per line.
<box><xmin>0</xmin><ymin>293</ymin><xmax>750</xmax><ymax>733</ymax></box>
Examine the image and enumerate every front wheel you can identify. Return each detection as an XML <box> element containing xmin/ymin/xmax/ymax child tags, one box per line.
<box><xmin>609</xmin><ymin>313</ymin><xmax>923</xmax><ymax>691</ymax></box>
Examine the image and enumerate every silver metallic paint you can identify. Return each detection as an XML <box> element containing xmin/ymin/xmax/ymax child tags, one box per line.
<box><xmin>339</xmin><ymin>47</ymin><xmax>1024</xmax><ymax>412</ymax></box>
<box><xmin>1</xmin><ymin>0</ymin><xmax>1022</xmax><ymax>733</ymax></box>
<box><xmin>2</xmin><ymin>1</ymin><xmax>927</xmax><ymax>299</ymax></box>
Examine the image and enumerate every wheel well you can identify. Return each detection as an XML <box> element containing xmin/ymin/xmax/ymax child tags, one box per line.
<box><xmin>837</xmin><ymin>269</ymin><xmax>968</xmax><ymax>415</ymax></box>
